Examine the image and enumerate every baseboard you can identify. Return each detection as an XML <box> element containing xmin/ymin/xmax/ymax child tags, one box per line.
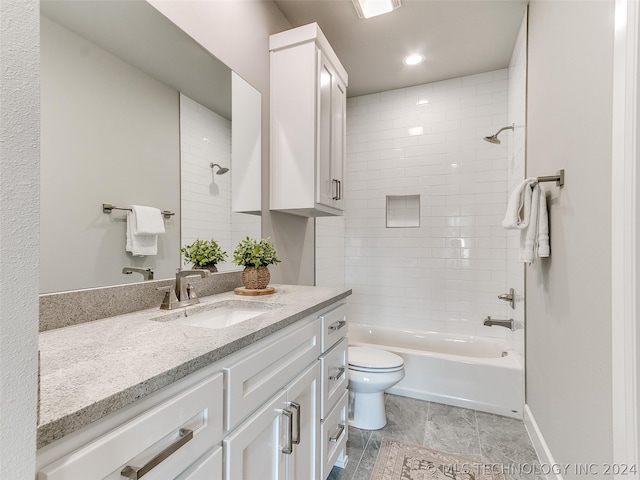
<box><xmin>524</xmin><ymin>404</ymin><xmax>563</xmax><ymax>480</ymax></box>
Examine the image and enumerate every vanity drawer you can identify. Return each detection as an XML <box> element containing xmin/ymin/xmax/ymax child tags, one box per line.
<box><xmin>319</xmin><ymin>303</ymin><xmax>347</xmax><ymax>351</ymax></box>
<box><xmin>321</xmin><ymin>390</ymin><xmax>348</xmax><ymax>480</ymax></box>
<box><xmin>38</xmin><ymin>373</ymin><xmax>223</xmax><ymax>480</ymax></box>
<box><xmin>225</xmin><ymin>318</ymin><xmax>321</xmax><ymax>431</ymax></box>
<box><xmin>320</xmin><ymin>336</ymin><xmax>348</xmax><ymax>419</ymax></box>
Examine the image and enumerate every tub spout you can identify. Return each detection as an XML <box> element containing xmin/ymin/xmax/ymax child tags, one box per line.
<box><xmin>483</xmin><ymin>316</ymin><xmax>514</xmax><ymax>331</ymax></box>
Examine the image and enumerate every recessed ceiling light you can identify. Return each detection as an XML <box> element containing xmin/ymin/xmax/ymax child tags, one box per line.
<box><xmin>352</xmin><ymin>0</ymin><xmax>402</xmax><ymax>19</ymax></box>
<box><xmin>416</xmin><ymin>99</ymin><xmax>429</xmax><ymax>106</ymax></box>
<box><xmin>403</xmin><ymin>54</ymin><xmax>425</xmax><ymax>66</ymax></box>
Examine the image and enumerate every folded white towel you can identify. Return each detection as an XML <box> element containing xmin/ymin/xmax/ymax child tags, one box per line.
<box><xmin>125</xmin><ymin>205</ymin><xmax>165</xmax><ymax>256</ymax></box>
<box><xmin>503</xmin><ymin>180</ymin><xmax>550</xmax><ymax>264</ymax></box>
<box><xmin>521</xmin><ymin>184</ymin><xmax>540</xmax><ymax>264</ymax></box>
<box><xmin>502</xmin><ymin>178</ymin><xmax>538</xmax><ymax>229</ymax></box>
<box><xmin>537</xmin><ymin>187</ymin><xmax>550</xmax><ymax>257</ymax></box>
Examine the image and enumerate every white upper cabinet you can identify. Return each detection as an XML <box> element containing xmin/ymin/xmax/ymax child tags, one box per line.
<box><xmin>270</xmin><ymin>23</ymin><xmax>348</xmax><ymax>217</ymax></box>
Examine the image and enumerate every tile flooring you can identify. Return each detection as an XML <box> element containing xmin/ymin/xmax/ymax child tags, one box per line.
<box><xmin>328</xmin><ymin>394</ymin><xmax>544</xmax><ymax>480</ymax></box>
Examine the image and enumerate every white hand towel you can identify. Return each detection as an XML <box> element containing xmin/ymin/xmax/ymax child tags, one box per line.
<box><xmin>130</xmin><ymin>205</ymin><xmax>165</xmax><ymax>235</ymax></box>
<box><xmin>502</xmin><ymin>178</ymin><xmax>538</xmax><ymax>229</ymax></box>
<box><xmin>125</xmin><ymin>205</ymin><xmax>165</xmax><ymax>256</ymax></box>
<box><xmin>537</xmin><ymin>187</ymin><xmax>550</xmax><ymax>257</ymax></box>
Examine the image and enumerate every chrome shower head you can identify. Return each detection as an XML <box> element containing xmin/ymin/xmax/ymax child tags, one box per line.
<box><xmin>210</xmin><ymin>163</ymin><xmax>229</xmax><ymax>175</ymax></box>
<box><xmin>483</xmin><ymin>125</ymin><xmax>514</xmax><ymax>144</ymax></box>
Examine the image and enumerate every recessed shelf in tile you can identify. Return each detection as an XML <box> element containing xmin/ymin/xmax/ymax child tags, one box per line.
<box><xmin>386</xmin><ymin>195</ymin><xmax>420</xmax><ymax>228</ymax></box>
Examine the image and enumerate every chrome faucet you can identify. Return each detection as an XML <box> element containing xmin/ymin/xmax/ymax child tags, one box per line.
<box><xmin>122</xmin><ymin>266</ymin><xmax>154</xmax><ymax>281</ymax></box>
<box><xmin>483</xmin><ymin>316</ymin><xmax>515</xmax><ymax>331</ymax></box>
<box><xmin>158</xmin><ymin>269</ymin><xmax>210</xmax><ymax>310</ymax></box>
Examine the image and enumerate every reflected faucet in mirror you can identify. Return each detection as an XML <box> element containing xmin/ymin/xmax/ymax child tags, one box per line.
<box><xmin>158</xmin><ymin>270</ymin><xmax>210</xmax><ymax>310</ymax></box>
<box><xmin>122</xmin><ymin>267</ymin><xmax>154</xmax><ymax>281</ymax></box>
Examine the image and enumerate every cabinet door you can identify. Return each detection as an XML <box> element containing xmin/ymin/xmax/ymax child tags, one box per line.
<box><xmin>317</xmin><ymin>51</ymin><xmax>336</xmax><ymax>209</ymax></box>
<box><xmin>331</xmin><ymin>73</ymin><xmax>346</xmax><ymax>210</ymax></box>
<box><xmin>224</xmin><ymin>391</ymin><xmax>288</xmax><ymax>480</ymax></box>
<box><xmin>285</xmin><ymin>362</ymin><xmax>321</xmax><ymax>480</ymax></box>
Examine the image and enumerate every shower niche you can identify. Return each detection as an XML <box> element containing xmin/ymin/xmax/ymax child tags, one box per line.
<box><xmin>386</xmin><ymin>195</ymin><xmax>420</xmax><ymax>228</ymax></box>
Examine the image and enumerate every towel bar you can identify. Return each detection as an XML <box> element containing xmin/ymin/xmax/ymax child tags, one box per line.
<box><xmin>537</xmin><ymin>169</ymin><xmax>564</xmax><ymax>187</ymax></box>
<box><xmin>102</xmin><ymin>203</ymin><xmax>175</xmax><ymax>218</ymax></box>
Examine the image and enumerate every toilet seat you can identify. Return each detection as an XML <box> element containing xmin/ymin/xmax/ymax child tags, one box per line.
<box><xmin>348</xmin><ymin>346</ymin><xmax>404</xmax><ymax>372</ymax></box>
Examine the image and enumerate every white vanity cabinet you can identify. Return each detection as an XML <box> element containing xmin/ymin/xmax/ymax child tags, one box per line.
<box><xmin>270</xmin><ymin>23</ymin><xmax>348</xmax><ymax>217</ymax></box>
<box><xmin>37</xmin><ymin>297</ymin><xmax>351</xmax><ymax>480</ymax></box>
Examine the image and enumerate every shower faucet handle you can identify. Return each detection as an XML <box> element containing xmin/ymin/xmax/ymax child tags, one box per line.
<box><xmin>497</xmin><ymin>288</ymin><xmax>515</xmax><ymax>309</ymax></box>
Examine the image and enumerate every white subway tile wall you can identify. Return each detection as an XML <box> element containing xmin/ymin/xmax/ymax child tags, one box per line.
<box><xmin>180</xmin><ymin>94</ymin><xmax>260</xmax><ymax>271</ymax></box>
<box><xmin>343</xmin><ymin>70</ymin><xmax>512</xmax><ymax>338</ymax></box>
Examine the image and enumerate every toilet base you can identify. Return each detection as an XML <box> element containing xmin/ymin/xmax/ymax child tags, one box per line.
<box><xmin>349</xmin><ymin>391</ymin><xmax>387</xmax><ymax>430</ymax></box>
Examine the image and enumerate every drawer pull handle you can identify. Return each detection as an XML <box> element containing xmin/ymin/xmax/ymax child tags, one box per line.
<box><xmin>282</xmin><ymin>409</ymin><xmax>294</xmax><ymax>455</ymax></box>
<box><xmin>329</xmin><ymin>320</ymin><xmax>346</xmax><ymax>332</ymax></box>
<box><xmin>332</xmin><ymin>179</ymin><xmax>340</xmax><ymax>200</ymax></box>
<box><xmin>329</xmin><ymin>367</ymin><xmax>345</xmax><ymax>381</ymax></box>
<box><xmin>289</xmin><ymin>401</ymin><xmax>301</xmax><ymax>445</ymax></box>
<box><xmin>121</xmin><ymin>428</ymin><xmax>193</xmax><ymax>479</ymax></box>
<box><xmin>329</xmin><ymin>423</ymin><xmax>345</xmax><ymax>443</ymax></box>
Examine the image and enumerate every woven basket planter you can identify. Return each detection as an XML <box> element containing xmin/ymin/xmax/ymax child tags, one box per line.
<box><xmin>194</xmin><ymin>264</ymin><xmax>218</xmax><ymax>273</ymax></box>
<box><xmin>242</xmin><ymin>266</ymin><xmax>270</xmax><ymax>290</ymax></box>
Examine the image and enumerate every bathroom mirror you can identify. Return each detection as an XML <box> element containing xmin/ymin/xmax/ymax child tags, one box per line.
<box><xmin>40</xmin><ymin>0</ymin><xmax>261</xmax><ymax>294</ymax></box>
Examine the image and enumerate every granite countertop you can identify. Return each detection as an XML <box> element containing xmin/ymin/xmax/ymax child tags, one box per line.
<box><xmin>37</xmin><ymin>284</ymin><xmax>351</xmax><ymax>449</ymax></box>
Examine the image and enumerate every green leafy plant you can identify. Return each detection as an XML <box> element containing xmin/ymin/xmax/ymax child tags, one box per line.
<box><xmin>232</xmin><ymin>237</ymin><xmax>281</xmax><ymax>268</ymax></box>
<box><xmin>181</xmin><ymin>239</ymin><xmax>227</xmax><ymax>267</ymax></box>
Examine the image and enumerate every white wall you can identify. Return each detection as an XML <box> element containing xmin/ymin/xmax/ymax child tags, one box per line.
<box><xmin>0</xmin><ymin>0</ymin><xmax>39</xmax><ymax>477</ymax></box>
<box><xmin>40</xmin><ymin>16</ymin><xmax>180</xmax><ymax>292</ymax></box>
<box><xmin>344</xmin><ymin>71</ymin><xmax>512</xmax><ymax>339</ymax></box>
<box><xmin>526</xmin><ymin>0</ymin><xmax>614</xmax><ymax>471</ymax></box>
<box><xmin>506</xmin><ymin>10</ymin><xmax>527</xmax><ymax>364</ymax></box>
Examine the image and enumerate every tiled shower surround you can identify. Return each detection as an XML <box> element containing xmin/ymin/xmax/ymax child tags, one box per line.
<box><xmin>339</xmin><ymin>69</ymin><xmax>514</xmax><ymax>339</ymax></box>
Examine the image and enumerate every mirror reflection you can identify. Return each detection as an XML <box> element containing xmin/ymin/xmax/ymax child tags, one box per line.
<box><xmin>40</xmin><ymin>0</ymin><xmax>261</xmax><ymax>294</ymax></box>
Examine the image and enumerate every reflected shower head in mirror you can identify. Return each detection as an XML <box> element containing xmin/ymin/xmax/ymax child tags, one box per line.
<box><xmin>210</xmin><ymin>163</ymin><xmax>229</xmax><ymax>175</ymax></box>
<box><xmin>483</xmin><ymin>125</ymin><xmax>514</xmax><ymax>144</ymax></box>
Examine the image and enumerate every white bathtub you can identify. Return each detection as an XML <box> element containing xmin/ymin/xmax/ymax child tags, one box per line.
<box><xmin>348</xmin><ymin>323</ymin><xmax>524</xmax><ymax>419</ymax></box>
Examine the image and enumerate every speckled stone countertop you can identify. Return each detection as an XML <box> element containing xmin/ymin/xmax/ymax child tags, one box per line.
<box><xmin>37</xmin><ymin>284</ymin><xmax>351</xmax><ymax>449</ymax></box>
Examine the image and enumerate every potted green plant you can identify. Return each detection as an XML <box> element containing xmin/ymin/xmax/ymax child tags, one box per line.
<box><xmin>180</xmin><ymin>238</ymin><xmax>227</xmax><ymax>273</ymax></box>
<box><xmin>232</xmin><ymin>237</ymin><xmax>281</xmax><ymax>289</ymax></box>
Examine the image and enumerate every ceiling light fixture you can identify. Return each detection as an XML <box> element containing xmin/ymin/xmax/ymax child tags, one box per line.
<box><xmin>403</xmin><ymin>53</ymin><xmax>425</xmax><ymax>66</ymax></box>
<box><xmin>352</xmin><ymin>0</ymin><xmax>402</xmax><ymax>19</ymax></box>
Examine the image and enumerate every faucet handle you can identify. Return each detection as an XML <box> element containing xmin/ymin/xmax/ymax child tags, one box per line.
<box><xmin>187</xmin><ymin>283</ymin><xmax>198</xmax><ymax>300</ymax></box>
<box><xmin>157</xmin><ymin>286</ymin><xmax>179</xmax><ymax>310</ymax></box>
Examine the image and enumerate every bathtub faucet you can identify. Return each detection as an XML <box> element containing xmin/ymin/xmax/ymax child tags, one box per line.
<box><xmin>483</xmin><ymin>316</ymin><xmax>515</xmax><ymax>331</ymax></box>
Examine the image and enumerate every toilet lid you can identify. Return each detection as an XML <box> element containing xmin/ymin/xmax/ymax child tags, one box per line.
<box><xmin>348</xmin><ymin>346</ymin><xmax>404</xmax><ymax>370</ymax></box>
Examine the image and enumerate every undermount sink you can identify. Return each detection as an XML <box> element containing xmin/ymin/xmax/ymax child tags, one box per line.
<box><xmin>164</xmin><ymin>300</ymin><xmax>282</xmax><ymax>330</ymax></box>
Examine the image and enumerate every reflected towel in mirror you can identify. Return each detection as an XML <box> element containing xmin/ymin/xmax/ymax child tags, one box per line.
<box><xmin>125</xmin><ymin>205</ymin><xmax>165</xmax><ymax>256</ymax></box>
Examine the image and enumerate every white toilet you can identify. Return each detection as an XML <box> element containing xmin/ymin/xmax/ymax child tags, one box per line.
<box><xmin>347</xmin><ymin>346</ymin><xmax>405</xmax><ymax>430</ymax></box>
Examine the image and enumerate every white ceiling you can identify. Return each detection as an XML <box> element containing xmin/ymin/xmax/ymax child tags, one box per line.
<box><xmin>273</xmin><ymin>0</ymin><xmax>528</xmax><ymax>97</ymax></box>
